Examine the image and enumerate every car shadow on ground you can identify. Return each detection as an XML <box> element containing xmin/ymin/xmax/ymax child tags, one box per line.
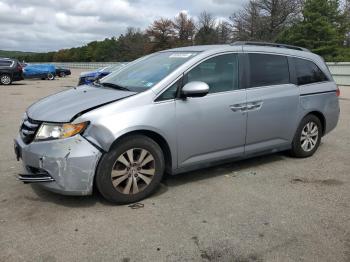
<box><xmin>30</xmin><ymin>152</ymin><xmax>288</xmax><ymax>207</ymax></box>
<box><xmin>163</xmin><ymin>152</ymin><xmax>287</xmax><ymax>187</ymax></box>
<box><xmin>3</xmin><ymin>83</ymin><xmax>26</xmax><ymax>86</ymax></box>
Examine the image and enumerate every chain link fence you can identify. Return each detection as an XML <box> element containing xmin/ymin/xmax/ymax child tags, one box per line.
<box><xmin>40</xmin><ymin>62</ymin><xmax>127</xmax><ymax>70</ymax></box>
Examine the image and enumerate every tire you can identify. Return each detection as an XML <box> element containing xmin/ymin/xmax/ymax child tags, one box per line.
<box><xmin>0</xmin><ymin>74</ymin><xmax>12</xmax><ymax>85</ymax></box>
<box><xmin>95</xmin><ymin>135</ymin><xmax>165</xmax><ymax>204</ymax></box>
<box><xmin>59</xmin><ymin>72</ymin><xmax>66</xmax><ymax>77</ymax></box>
<box><xmin>47</xmin><ymin>73</ymin><xmax>55</xmax><ymax>80</ymax></box>
<box><xmin>290</xmin><ymin>114</ymin><xmax>322</xmax><ymax>158</ymax></box>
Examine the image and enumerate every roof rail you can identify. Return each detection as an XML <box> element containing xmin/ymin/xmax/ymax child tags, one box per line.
<box><xmin>231</xmin><ymin>41</ymin><xmax>310</xmax><ymax>52</ymax></box>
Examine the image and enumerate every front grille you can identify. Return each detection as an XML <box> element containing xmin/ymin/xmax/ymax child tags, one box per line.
<box><xmin>20</xmin><ymin>117</ymin><xmax>41</xmax><ymax>144</ymax></box>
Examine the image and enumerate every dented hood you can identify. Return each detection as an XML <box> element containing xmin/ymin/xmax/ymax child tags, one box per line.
<box><xmin>27</xmin><ymin>85</ymin><xmax>136</xmax><ymax>122</ymax></box>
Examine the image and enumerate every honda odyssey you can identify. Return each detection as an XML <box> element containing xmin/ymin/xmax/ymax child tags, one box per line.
<box><xmin>14</xmin><ymin>42</ymin><xmax>340</xmax><ymax>204</ymax></box>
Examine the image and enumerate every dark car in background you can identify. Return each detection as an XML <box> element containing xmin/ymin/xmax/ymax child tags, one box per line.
<box><xmin>78</xmin><ymin>63</ymin><xmax>125</xmax><ymax>85</ymax></box>
<box><xmin>0</xmin><ymin>58</ymin><xmax>23</xmax><ymax>85</ymax></box>
<box><xmin>56</xmin><ymin>66</ymin><xmax>71</xmax><ymax>77</ymax></box>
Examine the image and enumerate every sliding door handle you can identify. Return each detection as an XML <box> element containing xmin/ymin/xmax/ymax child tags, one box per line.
<box><xmin>230</xmin><ymin>104</ymin><xmax>246</xmax><ymax>112</ymax></box>
<box><xmin>246</xmin><ymin>101</ymin><xmax>263</xmax><ymax>111</ymax></box>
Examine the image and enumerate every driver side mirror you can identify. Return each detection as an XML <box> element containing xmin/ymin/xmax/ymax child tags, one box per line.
<box><xmin>181</xmin><ymin>81</ymin><xmax>209</xmax><ymax>98</ymax></box>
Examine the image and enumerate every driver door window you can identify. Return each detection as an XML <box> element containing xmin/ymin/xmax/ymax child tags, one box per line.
<box><xmin>184</xmin><ymin>53</ymin><xmax>239</xmax><ymax>94</ymax></box>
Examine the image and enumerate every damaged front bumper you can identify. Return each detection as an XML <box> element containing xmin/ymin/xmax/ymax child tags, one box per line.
<box><xmin>14</xmin><ymin>135</ymin><xmax>102</xmax><ymax>195</ymax></box>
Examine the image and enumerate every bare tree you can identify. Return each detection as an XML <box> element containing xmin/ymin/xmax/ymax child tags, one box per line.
<box><xmin>230</xmin><ymin>0</ymin><xmax>301</xmax><ymax>41</ymax></box>
<box><xmin>146</xmin><ymin>18</ymin><xmax>175</xmax><ymax>50</ymax></box>
<box><xmin>197</xmin><ymin>11</ymin><xmax>216</xmax><ymax>30</ymax></box>
<box><xmin>230</xmin><ymin>1</ymin><xmax>263</xmax><ymax>41</ymax></box>
<box><xmin>195</xmin><ymin>12</ymin><xmax>218</xmax><ymax>44</ymax></box>
<box><xmin>217</xmin><ymin>21</ymin><xmax>233</xmax><ymax>43</ymax></box>
<box><xmin>173</xmin><ymin>12</ymin><xmax>196</xmax><ymax>45</ymax></box>
<box><xmin>257</xmin><ymin>0</ymin><xmax>301</xmax><ymax>39</ymax></box>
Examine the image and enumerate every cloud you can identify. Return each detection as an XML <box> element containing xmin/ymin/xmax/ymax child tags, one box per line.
<box><xmin>0</xmin><ymin>0</ymin><xmax>247</xmax><ymax>52</ymax></box>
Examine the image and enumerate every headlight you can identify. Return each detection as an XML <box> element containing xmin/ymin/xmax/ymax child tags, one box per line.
<box><xmin>35</xmin><ymin>122</ymin><xmax>88</xmax><ymax>141</ymax></box>
<box><xmin>21</xmin><ymin>112</ymin><xmax>27</xmax><ymax>125</ymax></box>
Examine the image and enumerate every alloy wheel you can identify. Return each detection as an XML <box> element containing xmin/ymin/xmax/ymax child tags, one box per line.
<box><xmin>1</xmin><ymin>75</ymin><xmax>11</xmax><ymax>85</ymax></box>
<box><xmin>111</xmin><ymin>148</ymin><xmax>156</xmax><ymax>195</ymax></box>
<box><xmin>300</xmin><ymin>121</ymin><xmax>319</xmax><ymax>152</ymax></box>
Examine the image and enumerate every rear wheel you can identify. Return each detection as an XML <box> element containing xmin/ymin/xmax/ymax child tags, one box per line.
<box><xmin>0</xmin><ymin>74</ymin><xmax>12</xmax><ymax>85</ymax></box>
<box><xmin>290</xmin><ymin>114</ymin><xmax>322</xmax><ymax>158</ymax></box>
<box><xmin>95</xmin><ymin>135</ymin><xmax>165</xmax><ymax>204</ymax></box>
<box><xmin>59</xmin><ymin>72</ymin><xmax>66</xmax><ymax>77</ymax></box>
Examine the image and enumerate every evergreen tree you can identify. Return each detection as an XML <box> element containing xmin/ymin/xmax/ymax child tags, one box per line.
<box><xmin>278</xmin><ymin>0</ymin><xmax>345</xmax><ymax>58</ymax></box>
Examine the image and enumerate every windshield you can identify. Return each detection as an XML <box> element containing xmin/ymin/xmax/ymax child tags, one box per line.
<box><xmin>101</xmin><ymin>64</ymin><xmax>125</xmax><ymax>72</ymax></box>
<box><xmin>101</xmin><ymin>52</ymin><xmax>198</xmax><ymax>92</ymax></box>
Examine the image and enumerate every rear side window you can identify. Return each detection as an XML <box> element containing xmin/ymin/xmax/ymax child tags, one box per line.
<box><xmin>0</xmin><ymin>60</ymin><xmax>12</xmax><ymax>67</ymax></box>
<box><xmin>294</xmin><ymin>58</ymin><xmax>328</xmax><ymax>85</ymax></box>
<box><xmin>248</xmin><ymin>53</ymin><xmax>290</xmax><ymax>87</ymax></box>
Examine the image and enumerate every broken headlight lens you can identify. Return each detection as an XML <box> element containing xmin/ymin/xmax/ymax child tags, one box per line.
<box><xmin>35</xmin><ymin>122</ymin><xmax>88</xmax><ymax>141</ymax></box>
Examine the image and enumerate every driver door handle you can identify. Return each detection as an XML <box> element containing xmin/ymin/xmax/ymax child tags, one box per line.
<box><xmin>230</xmin><ymin>104</ymin><xmax>246</xmax><ymax>112</ymax></box>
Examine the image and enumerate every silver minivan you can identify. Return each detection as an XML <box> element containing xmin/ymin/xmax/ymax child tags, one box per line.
<box><xmin>15</xmin><ymin>42</ymin><xmax>340</xmax><ymax>204</ymax></box>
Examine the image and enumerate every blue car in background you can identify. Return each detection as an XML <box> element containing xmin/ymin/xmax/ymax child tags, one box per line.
<box><xmin>78</xmin><ymin>63</ymin><xmax>125</xmax><ymax>85</ymax></box>
<box><xmin>23</xmin><ymin>64</ymin><xmax>56</xmax><ymax>80</ymax></box>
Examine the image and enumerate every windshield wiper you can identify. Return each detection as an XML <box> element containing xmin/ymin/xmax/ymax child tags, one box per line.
<box><xmin>100</xmin><ymin>82</ymin><xmax>131</xmax><ymax>91</ymax></box>
<box><xmin>92</xmin><ymin>80</ymin><xmax>102</xmax><ymax>87</ymax></box>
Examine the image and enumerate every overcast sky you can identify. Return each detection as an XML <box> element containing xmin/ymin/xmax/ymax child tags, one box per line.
<box><xmin>0</xmin><ymin>0</ymin><xmax>246</xmax><ymax>52</ymax></box>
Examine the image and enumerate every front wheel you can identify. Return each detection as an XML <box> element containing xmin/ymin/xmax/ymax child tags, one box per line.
<box><xmin>0</xmin><ymin>74</ymin><xmax>12</xmax><ymax>85</ymax></box>
<box><xmin>95</xmin><ymin>135</ymin><xmax>165</xmax><ymax>204</ymax></box>
<box><xmin>290</xmin><ymin>115</ymin><xmax>322</xmax><ymax>158</ymax></box>
<box><xmin>47</xmin><ymin>73</ymin><xmax>55</xmax><ymax>80</ymax></box>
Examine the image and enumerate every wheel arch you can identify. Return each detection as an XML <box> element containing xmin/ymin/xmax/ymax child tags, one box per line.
<box><xmin>304</xmin><ymin>111</ymin><xmax>326</xmax><ymax>135</ymax></box>
<box><xmin>109</xmin><ymin>130</ymin><xmax>173</xmax><ymax>173</ymax></box>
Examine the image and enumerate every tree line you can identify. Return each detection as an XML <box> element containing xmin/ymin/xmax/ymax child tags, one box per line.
<box><xmin>18</xmin><ymin>0</ymin><xmax>350</xmax><ymax>62</ymax></box>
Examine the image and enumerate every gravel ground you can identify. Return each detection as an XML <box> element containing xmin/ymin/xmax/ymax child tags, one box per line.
<box><xmin>0</xmin><ymin>70</ymin><xmax>349</xmax><ymax>262</ymax></box>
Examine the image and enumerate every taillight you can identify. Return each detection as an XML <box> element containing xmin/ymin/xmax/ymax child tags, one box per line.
<box><xmin>17</xmin><ymin>64</ymin><xmax>22</xmax><ymax>71</ymax></box>
<box><xmin>336</xmin><ymin>87</ymin><xmax>340</xmax><ymax>97</ymax></box>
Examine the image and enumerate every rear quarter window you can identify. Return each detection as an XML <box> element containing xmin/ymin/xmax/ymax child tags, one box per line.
<box><xmin>293</xmin><ymin>58</ymin><xmax>328</xmax><ymax>85</ymax></box>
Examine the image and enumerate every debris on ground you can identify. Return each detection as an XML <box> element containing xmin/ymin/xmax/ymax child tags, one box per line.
<box><xmin>225</xmin><ymin>171</ymin><xmax>257</xmax><ymax>178</ymax></box>
<box><xmin>128</xmin><ymin>203</ymin><xmax>144</xmax><ymax>209</ymax></box>
<box><xmin>290</xmin><ymin>177</ymin><xmax>343</xmax><ymax>186</ymax></box>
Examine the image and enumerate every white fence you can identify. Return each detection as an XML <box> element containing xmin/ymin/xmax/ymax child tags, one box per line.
<box><xmin>326</xmin><ymin>62</ymin><xmax>350</xmax><ymax>86</ymax></box>
<box><xmin>38</xmin><ymin>61</ymin><xmax>350</xmax><ymax>86</ymax></box>
<box><xmin>50</xmin><ymin>62</ymin><xmax>126</xmax><ymax>70</ymax></box>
